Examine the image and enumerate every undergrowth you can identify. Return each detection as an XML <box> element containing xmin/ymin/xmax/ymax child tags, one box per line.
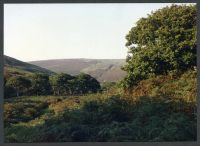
<box><xmin>4</xmin><ymin>69</ymin><xmax>197</xmax><ymax>142</ymax></box>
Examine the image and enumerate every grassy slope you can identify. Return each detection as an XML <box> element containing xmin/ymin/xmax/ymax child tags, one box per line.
<box><xmin>4</xmin><ymin>69</ymin><xmax>197</xmax><ymax>142</ymax></box>
<box><xmin>4</xmin><ymin>55</ymin><xmax>54</xmax><ymax>79</ymax></box>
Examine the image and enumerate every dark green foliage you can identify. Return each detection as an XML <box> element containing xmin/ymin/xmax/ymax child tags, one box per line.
<box><xmin>157</xmin><ymin>113</ymin><xmax>197</xmax><ymax>141</ymax></box>
<box><xmin>4</xmin><ymin>72</ymin><xmax>101</xmax><ymax>97</ymax></box>
<box><xmin>30</xmin><ymin>73</ymin><xmax>52</xmax><ymax>95</ymax></box>
<box><xmin>4</xmin><ymin>85</ymin><xmax>16</xmax><ymax>98</ymax></box>
<box><xmin>5</xmin><ymin>76</ymin><xmax>31</xmax><ymax>97</ymax></box>
<box><xmin>122</xmin><ymin>4</ymin><xmax>197</xmax><ymax>88</ymax></box>
<box><xmin>75</xmin><ymin>73</ymin><xmax>101</xmax><ymax>94</ymax></box>
<box><xmin>50</xmin><ymin>73</ymin><xmax>101</xmax><ymax>95</ymax></box>
<box><xmin>98</xmin><ymin>96</ymin><xmax>133</xmax><ymax>123</ymax></box>
<box><xmin>50</xmin><ymin>73</ymin><xmax>75</xmax><ymax>95</ymax></box>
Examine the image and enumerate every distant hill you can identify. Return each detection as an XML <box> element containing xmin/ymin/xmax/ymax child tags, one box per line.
<box><xmin>4</xmin><ymin>55</ymin><xmax>54</xmax><ymax>78</ymax></box>
<box><xmin>30</xmin><ymin>59</ymin><xmax>126</xmax><ymax>82</ymax></box>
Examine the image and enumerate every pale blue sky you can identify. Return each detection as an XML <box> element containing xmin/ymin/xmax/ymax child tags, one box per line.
<box><xmin>4</xmin><ymin>3</ymin><xmax>193</xmax><ymax>61</ymax></box>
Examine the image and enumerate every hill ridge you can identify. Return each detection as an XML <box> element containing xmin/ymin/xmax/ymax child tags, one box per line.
<box><xmin>29</xmin><ymin>58</ymin><xmax>126</xmax><ymax>82</ymax></box>
<box><xmin>4</xmin><ymin>55</ymin><xmax>55</xmax><ymax>77</ymax></box>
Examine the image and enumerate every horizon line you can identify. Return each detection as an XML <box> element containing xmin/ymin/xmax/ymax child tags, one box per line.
<box><xmin>29</xmin><ymin>58</ymin><xmax>126</xmax><ymax>62</ymax></box>
<box><xmin>4</xmin><ymin>54</ymin><xmax>126</xmax><ymax>62</ymax></box>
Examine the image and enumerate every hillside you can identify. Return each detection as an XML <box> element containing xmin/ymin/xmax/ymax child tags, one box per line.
<box><xmin>4</xmin><ymin>69</ymin><xmax>197</xmax><ymax>142</ymax></box>
<box><xmin>29</xmin><ymin>59</ymin><xmax>126</xmax><ymax>82</ymax></box>
<box><xmin>4</xmin><ymin>55</ymin><xmax>54</xmax><ymax>78</ymax></box>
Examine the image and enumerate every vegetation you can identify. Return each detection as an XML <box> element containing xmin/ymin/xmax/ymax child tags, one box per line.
<box><xmin>4</xmin><ymin>71</ymin><xmax>197</xmax><ymax>142</ymax></box>
<box><xmin>5</xmin><ymin>76</ymin><xmax>31</xmax><ymax>97</ymax></box>
<box><xmin>30</xmin><ymin>73</ymin><xmax>52</xmax><ymax>96</ymax></box>
<box><xmin>29</xmin><ymin>59</ymin><xmax>126</xmax><ymax>82</ymax></box>
<box><xmin>4</xmin><ymin>4</ymin><xmax>197</xmax><ymax>142</ymax></box>
<box><xmin>4</xmin><ymin>73</ymin><xmax>101</xmax><ymax>98</ymax></box>
<box><xmin>122</xmin><ymin>4</ymin><xmax>196</xmax><ymax>89</ymax></box>
<box><xmin>4</xmin><ymin>55</ymin><xmax>54</xmax><ymax>75</ymax></box>
<box><xmin>50</xmin><ymin>73</ymin><xmax>75</xmax><ymax>95</ymax></box>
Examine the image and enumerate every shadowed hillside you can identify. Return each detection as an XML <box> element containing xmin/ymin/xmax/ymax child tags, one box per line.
<box><xmin>29</xmin><ymin>59</ymin><xmax>126</xmax><ymax>82</ymax></box>
<box><xmin>4</xmin><ymin>55</ymin><xmax>54</xmax><ymax>78</ymax></box>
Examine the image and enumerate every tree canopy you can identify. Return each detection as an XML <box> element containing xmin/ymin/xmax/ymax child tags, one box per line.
<box><xmin>50</xmin><ymin>73</ymin><xmax>75</xmax><ymax>95</ymax></box>
<box><xmin>75</xmin><ymin>73</ymin><xmax>101</xmax><ymax>94</ymax></box>
<box><xmin>50</xmin><ymin>73</ymin><xmax>101</xmax><ymax>96</ymax></box>
<box><xmin>6</xmin><ymin>76</ymin><xmax>31</xmax><ymax>97</ymax></box>
<box><xmin>30</xmin><ymin>73</ymin><xmax>52</xmax><ymax>95</ymax></box>
<box><xmin>122</xmin><ymin>4</ymin><xmax>197</xmax><ymax>89</ymax></box>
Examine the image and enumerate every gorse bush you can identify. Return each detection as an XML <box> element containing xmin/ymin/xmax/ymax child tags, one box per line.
<box><xmin>122</xmin><ymin>4</ymin><xmax>197</xmax><ymax>89</ymax></box>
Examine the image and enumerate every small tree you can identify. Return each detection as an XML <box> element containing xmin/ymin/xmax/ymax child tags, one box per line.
<box><xmin>6</xmin><ymin>76</ymin><xmax>31</xmax><ymax>97</ymax></box>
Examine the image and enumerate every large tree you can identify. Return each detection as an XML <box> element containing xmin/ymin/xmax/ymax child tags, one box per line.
<box><xmin>122</xmin><ymin>4</ymin><xmax>197</xmax><ymax>89</ymax></box>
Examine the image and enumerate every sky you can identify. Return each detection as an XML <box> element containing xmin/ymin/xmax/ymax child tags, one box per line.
<box><xmin>4</xmin><ymin>3</ymin><xmax>194</xmax><ymax>62</ymax></box>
